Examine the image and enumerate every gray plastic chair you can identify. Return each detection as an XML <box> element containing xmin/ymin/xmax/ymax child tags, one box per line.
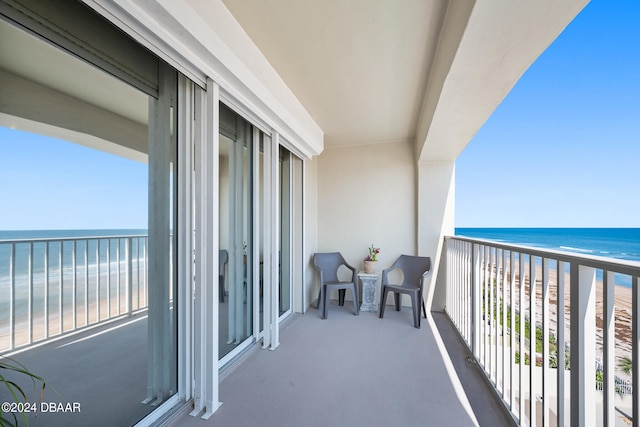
<box><xmin>379</xmin><ymin>255</ymin><xmax>431</xmax><ymax>328</ymax></box>
<box><xmin>313</xmin><ymin>252</ymin><xmax>359</xmax><ymax>319</ymax></box>
<box><xmin>219</xmin><ymin>249</ymin><xmax>228</xmax><ymax>302</ymax></box>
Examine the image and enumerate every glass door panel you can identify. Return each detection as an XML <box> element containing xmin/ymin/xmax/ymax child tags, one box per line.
<box><xmin>218</xmin><ymin>104</ymin><xmax>253</xmax><ymax>359</ymax></box>
<box><xmin>278</xmin><ymin>146</ymin><xmax>302</xmax><ymax>317</ymax></box>
<box><xmin>279</xmin><ymin>147</ymin><xmax>292</xmax><ymax>315</ymax></box>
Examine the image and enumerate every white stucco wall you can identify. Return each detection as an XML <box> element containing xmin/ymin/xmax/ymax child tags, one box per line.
<box><xmin>417</xmin><ymin>161</ymin><xmax>456</xmax><ymax>312</ymax></box>
<box><xmin>316</xmin><ymin>141</ymin><xmax>416</xmax><ymax>305</ymax></box>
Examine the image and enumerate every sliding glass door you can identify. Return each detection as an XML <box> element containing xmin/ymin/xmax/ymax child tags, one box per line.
<box><xmin>218</xmin><ymin>104</ymin><xmax>256</xmax><ymax>359</ymax></box>
<box><xmin>217</xmin><ymin>103</ymin><xmax>303</xmax><ymax>358</ymax></box>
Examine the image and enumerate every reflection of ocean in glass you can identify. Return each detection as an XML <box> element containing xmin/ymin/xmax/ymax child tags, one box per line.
<box><xmin>456</xmin><ymin>228</ymin><xmax>640</xmax><ymax>287</ymax></box>
<box><xmin>0</xmin><ymin>230</ymin><xmax>148</xmax><ymax>349</ymax></box>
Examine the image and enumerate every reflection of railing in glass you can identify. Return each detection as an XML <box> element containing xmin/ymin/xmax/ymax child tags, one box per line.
<box><xmin>0</xmin><ymin>234</ymin><xmax>148</xmax><ymax>354</ymax></box>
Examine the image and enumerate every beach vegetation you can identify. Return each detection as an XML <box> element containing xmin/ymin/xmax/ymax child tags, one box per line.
<box><xmin>619</xmin><ymin>356</ymin><xmax>632</xmax><ymax>375</ymax></box>
<box><xmin>483</xmin><ymin>292</ymin><xmax>558</xmax><ymax>366</ymax></box>
<box><xmin>549</xmin><ymin>348</ymin><xmax>571</xmax><ymax>370</ymax></box>
<box><xmin>596</xmin><ymin>369</ymin><xmax>603</xmax><ymax>385</ymax></box>
<box><xmin>0</xmin><ymin>356</ymin><xmax>46</xmax><ymax>427</ymax></box>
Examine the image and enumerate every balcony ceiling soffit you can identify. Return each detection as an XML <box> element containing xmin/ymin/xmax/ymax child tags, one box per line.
<box><xmin>0</xmin><ymin>19</ymin><xmax>148</xmax><ymax>126</ymax></box>
<box><xmin>221</xmin><ymin>0</ymin><xmax>446</xmax><ymax>149</ymax></box>
<box><xmin>416</xmin><ymin>0</ymin><xmax>590</xmax><ymax>163</ymax></box>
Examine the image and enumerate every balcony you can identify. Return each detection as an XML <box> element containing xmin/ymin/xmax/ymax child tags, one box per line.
<box><xmin>2</xmin><ymin>234</ymin><xmax>513</xmax><ymax>426</ymax></box>
<box><xmin>5</xmin><ymin>234</ymin><xmax>640</xmax><ymax>426</ymax></box>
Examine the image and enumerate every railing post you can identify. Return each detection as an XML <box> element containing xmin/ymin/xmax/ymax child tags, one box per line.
<box><xmin>59</xmin><ymin>241</ymin><xmax>63</xmax><ymax>334</ymax></box>
<box><xmin>529</xmin><ymin>255</ymin><xmax>537</xmax><ymax>427</ymax></box>
<box><xmin>72</xmin><ymin>240</ymin><xmax>77</xmax><ymax>330</ymax></box>
<box><xmin>465</xmin><ymin>241</ymin><xmax>470</xmax><ymax>342</ymax></box>
<box><xmin>96</xmin><ymin>240</ymin><xmax>101</xmax><ymax>322</ymax></box>
<box><xmin>557</xmin><ymin>261</ymin><xmax>566</xmax><ymax>427</ymax></box>
<box><xmin>116</xmin><ymin>238</ymin><xmax>121</xmax><ymax>316</ymax></box>
<box><xmin>44</xmin><ymin>242</ymin><xmax>49</xmax><ymax>339</ymax></box>
<box><xmin>501</xmin><ymin>249</ymin><xmax>508</xmax><ymax>402</ymax></box>
<box><xmin>126</xmin><ymin>237</ymin><xmax>133</xmax><ymax>316</ymax></box>
<box><xmin>84</xmin><ymin>240</ymin><xmax>89</xmax><ymax>327</ymax></box>
<box><xmin>570</xmin><ymin>263</ymin><xmax>596</xmax><ymax>427</ymax></box>
<box><xmin>489</xmin><ymin>246</ymin><xmax>494</xmax><ymax>379</ymax></box>
<box><xmin>445</xmin><ymin>238</ymin><xmax>452</xmax><ymax>324</ymax></box>
<box><xmin>28</xmin><ymin>242</ymin><xmax>33</xmax><ymax>345</ymax></box>
<box><xmin>509</xmin><ymin>251</ymin><xmax>516</xmax><ymax>412</ymax></box>
<box><xmin>107</xmin><ymin>238</ymin><xmax>111</xmax><ymax>317</ymax></box>
<box><xmin>542</xmin><ymin>258</ymin><xmax>550</xmax><ymax>427</ymax></box>
<box><xmin>9</xmin><ymin>243</ymin><xmax>15</xmax><ymax>351</ymax></box>
<box><xmin>471</xmin><ymin>243</ymin><xmax>480</xmax><ymax>358</ymax></box>
<box><xmin>633</xmin><ymin>276</ymin><xmax>640</xmax><ymax>427</ymax></box>
<box><xmin>518</xmin><ymin>252</ymin><xmax>525</xmax><ymax>424</ymax></box>
<box><xmin>603</xmin><ymin>271</ymin><xmax>615</xmax><ymax>427</ymax></box>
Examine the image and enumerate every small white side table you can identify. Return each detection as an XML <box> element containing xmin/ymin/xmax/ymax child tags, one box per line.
<box><xmin>358</xmin><ymin>273</ymin><xmax>379</xmax><ymax>312</ymax></box>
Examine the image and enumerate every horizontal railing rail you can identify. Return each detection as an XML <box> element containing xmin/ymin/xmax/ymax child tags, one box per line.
<box><xmin>0</xmin><ymin>234</ymin><xmax>148</xmax><ymax>354</ymax></box>
<box><xmin>444</xmin><ymin>236</ymin><xmax>640</xmax><ymax>427</ymax></box>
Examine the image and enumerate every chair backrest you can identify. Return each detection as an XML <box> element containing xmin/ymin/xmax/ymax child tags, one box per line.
<box><xmin>219</xmin><ymin>249</ymin><xmax>229</xmax><ymax>273</ymax></box>
<box><xmin>393</xmin><ymin>255</ymin><xmax>431</xmax><ymax>288</ymax></box>
<box><xmin>313</xmin><ymin>252</ymin><xmax>347</xmax><ymax>282</ymax></box>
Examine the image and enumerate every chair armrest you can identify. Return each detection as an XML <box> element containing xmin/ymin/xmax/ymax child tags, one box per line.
<box><xmin>381</xmin><ymin>258</ymin><xmax>402</xmax><ymax>286</ymax></box>
<box><xmin>312</xmin><ymin>262</ymin><xmax>324</xmax><ymax>285</ymax></box>
<box><xmin>418</xmin><ymin>269</ymin><xmax>432</xmax><ymax>290</ymax></box>
<box><xmin>343</xmin><ymin>262</ymin><xmax>358</xmax><ymax>283</ymax></box>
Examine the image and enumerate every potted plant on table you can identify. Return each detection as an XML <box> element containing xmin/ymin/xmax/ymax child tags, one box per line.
<box><xmin>363</xmin><ymin>244</ymin><xmax>380</xmax><ymax>274</ymax></box>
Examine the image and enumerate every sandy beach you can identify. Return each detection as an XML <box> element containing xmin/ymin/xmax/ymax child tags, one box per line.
<box><xmin>491</xmin><ymin>262</ymin><xmax>634</xmax><ymax>377</ymax></box>
<box><xmin>0</xmin><ymin>290</ymin><xmax>146</xmax><ymax>352</ymax></box>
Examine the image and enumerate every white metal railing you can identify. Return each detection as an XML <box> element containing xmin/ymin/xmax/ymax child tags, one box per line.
<box><xmin>444</xmin><ymin>236</ymin><xmax>640</xmax><ymax>427</ymax></box>
<box><xmin>0</xmin><ymin>234</ymin><xmax>148</xmax><ymax>354</ymax></box>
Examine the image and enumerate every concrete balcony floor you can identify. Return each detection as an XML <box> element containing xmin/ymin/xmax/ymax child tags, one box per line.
<box><xmin>3</xmin><ymin>301</ymin><xmax>514</xmax><ymax>427</ymax></box>
<box><xmin>172</xmin><ymin>302</ymin><xmax>514</xmax><ymax>427</ymax></box>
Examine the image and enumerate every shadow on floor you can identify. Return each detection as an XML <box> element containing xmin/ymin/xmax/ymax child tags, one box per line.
<box><xmin>431</xmin><ymin>311</ymin><xmax>516</xmax><ymax>427</ymax></box>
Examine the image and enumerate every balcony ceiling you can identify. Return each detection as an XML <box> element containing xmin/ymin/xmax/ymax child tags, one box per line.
<box><xmin>221</xmin><ymin>0</ymin><xmax>589</xmax><ymax>159</ymax></box>
<box><xmin>0</xmin><ymin>1</ymin><xmax>589</xmax><ymax>162</ymax></box>
<box><xmin>222</xmin><ymin>0</ymin><xmax>445</xmax><ymax>149</ymax></box>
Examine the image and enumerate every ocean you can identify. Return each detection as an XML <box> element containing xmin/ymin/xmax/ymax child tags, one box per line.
<box><xmin>0</xmin><ymin>229</ymin><xmax>148</xmax><ymax>290</ymax></box>
<box><xmin>455</xmin><ymin>228</ymin><xmax>640</xmax><ymax>263</ymax></box>
<box><xmin>455</xmin><ymin>228</ymin><xmax>640</xmax><ymax>287</ymax></box>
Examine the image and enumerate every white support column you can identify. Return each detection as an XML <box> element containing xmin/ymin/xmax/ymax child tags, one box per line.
<box><xmin>262</xmin><ymin>134</ymin><xmax>272</xmax><ymax>349</ymax></box>
<box><xmin>176</xmin><ymin>74</ymin><xmax>194</xmax><ymax>402</ymax></box>
<box><xmin>191</xmin><ymin>77</ymin><xmax>220</xmax><ymax>419</ymax></box>
<box><xmin>417</xmin><ymin>161</ymin><xmax>455</xmax><ymax>312</ymax></box>
<box><xmin>270</xmin><ymin>131</ymin><xmax>280</xmax><ymax>350</ymax></box>
<box><xmin>252</xmin><ymin>127</ymin><xmax>261</xmax><ymax>340</ymax></box>
<box><xmin>145</xmin><ymin>62</ymin><xmax>174</xmax><ymax>405</ymax></box>
<box><xmin>570</xmin><ymin>264</ymin><xmax>596</xmax><ymax>427</ymax></box>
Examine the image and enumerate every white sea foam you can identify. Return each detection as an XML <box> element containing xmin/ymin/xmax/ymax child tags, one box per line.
<box><xmin>559</xmin><ymin>246</ymin><xmax>594</xmax><ymax>253</ymax></box>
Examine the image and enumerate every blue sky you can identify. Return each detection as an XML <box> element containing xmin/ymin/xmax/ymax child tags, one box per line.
<box><xmin>1</xmin><ymin>1</ymin><xmax>638</xmax><ymax>231</ymax></box>
<box><xmin>0</xmin><ymin>129</ymin><xmax>148</xmax><ymax>230</ymax></box>
<box><xmin>455</xmin><ymin>0</ymin><xmax>640</xmax><ymax>227</ymax></box>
